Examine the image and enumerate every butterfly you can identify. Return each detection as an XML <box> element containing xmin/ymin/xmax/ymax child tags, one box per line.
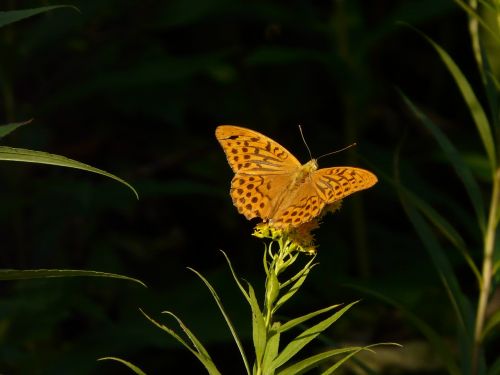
<box><xmin>216</xmin><ymin>125</ymin><xmax>377</xmax><ymax>228</ymax></box>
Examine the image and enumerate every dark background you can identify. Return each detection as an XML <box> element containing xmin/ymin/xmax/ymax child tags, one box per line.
<box><xmin>0</xmin><ymin>0</ymin><xmax>496</xmax><ymax>374</ymax></box>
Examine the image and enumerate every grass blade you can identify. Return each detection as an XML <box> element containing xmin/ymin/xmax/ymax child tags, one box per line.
<box><xmin>0</xmin><ymin>119</ymin><xmax>31</xmax><ymax>139</ymax></box>
<box><xmin>348</xmin><ymin>284</ymin><xmax>461</xmax><ymax>375</ymax></box>
<box><xmin>140</xmin><ymin>309</ymin><xmax>221</xmax><ymax>375</ymax></box>
<box><xmin>0</xmin><ymin>5</ymin><xmax>79</xmax><ymax>28</ymax></box>
<box><xmin>400</xmin><ymin>91</ymin><xmax>487</xmax><ymax>232</ymax></box>
<box><xmin>0</xmin><ymin>269</ymin><xmax>146</xmax><ymax>287</ymax></box>
<box><xmin>272</xmin><ymin>301</ymin><xmax>358</xmax><ymax>369</ymax></box>
<box><xmin>188</xmin><ymin>267</ymin><xmax>251</xmax><ymax>375</ymax></box>
<box><xmin>277</xmin><ymin>303</ymin><xmax>343</xmax><ymax>334</ymax></box>
<box><xmin>277</xmin><ymin>347</ymin><xmax>363</xmax><ymax>375</ymax></box>
<box><xmin>0</xmin><ymin>146</ymin><xmax>138</xmax><ymax>199</ymax></box>
<box><xmin>413</xmin><ymin>29</ymin><xmax>497</xmax><ymax>172</ymax></box>
<box><xmin>400</xmin><ymin>192</ymin><xmax>475</xmax><ymax>372</ymax></box>
<box><xmin>98</xmin><ymin>357</ymin><xmax>147</xmax><ymax>375</ymax></box>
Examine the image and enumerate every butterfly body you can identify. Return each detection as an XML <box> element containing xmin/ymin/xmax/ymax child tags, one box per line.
<box><xmin>216</xmin><ymin>125</ymin><xmax>377</xmax><ymax>228</ymax></box>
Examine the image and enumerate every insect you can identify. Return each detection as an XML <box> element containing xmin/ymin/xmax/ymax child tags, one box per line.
<box><xmin>216</xmin><ymin>125</ymin><xmax>377</xmax><ymax>228</ymax></box>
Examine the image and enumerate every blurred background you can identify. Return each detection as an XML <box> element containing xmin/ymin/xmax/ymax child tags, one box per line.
<box><xmin>0</xmin><ymin>0</ymin><xmax>497</xmax><ymax>373</ymax></box>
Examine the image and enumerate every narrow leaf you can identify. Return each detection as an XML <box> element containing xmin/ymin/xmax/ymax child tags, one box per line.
<box><xmin>0</xmin><ymin>269</ymin><xmax>146</xmax><ymax>287</ymax></box>
<box><xmin>220</xmin><ymin>250</ymin><xmax>251</xmax><ymax>303</ymax></box>
<box><xmin>400</xmin><ymin>191</ymin><xmax>475</xmax><ymax>361</ymax></box>
<box><xmin>488</xmin><ymin>356</ymin><xmax>500</xmax><ymax>375</ymax></box>
<box><xmin>453</xmin><ymin>0</ymin><xmax>500</xmax><ymax>43</ymax></box>
<box><xmin>272</xmin><ymin>301</ymin><xmax>358</xmax><ymax>369</ymax></box>
<box><xmin>247</xmin><ymin>281</ymin><xmax>267</xmax><ymax>368</ymax></box>
<box><xmin>0</xmin><ymin>6</ymin><xmax>79</xmax><ymax>28</ymax></box>
<box><xmin>188</xmin><ymin>268</ymin><xmax>251</xmax><ymax>375</ymax></box>
<box><xmin>401</xmin><ymin>185</ymin><xmax>482</xmax><ymax>287</ymax></box>
<box><xmin>277</xmin><ymin>303</ymin><xmax>343</xmax><ymax>334</ymax></box>
<box><xmin>261</xmin><ymin>323</ymin><xmax>281</xmax><ymax>374</ymax></box>
<box><xmin>0</xmin><ymin>119</ymin><xmax>31</xmax><ymax>139</ymax></box>
<box><xmin>413</xmin><ymin>29</ymin><xmax>497</xmax><ymax>171</ymax></box>
<box><xmin>482</xmin><ymin>308</ymin><xmax>500</xmax><ymax>340</ymax></box>
<box><xmin>277</xmin><ymin>347</ymin><xmax>363</xmax><ymax>375</ymax></box>
<box><xmin>274</xmin><ymin>258</ymin><xmax>317</xmax><ymax>312</ymax></box>
<box><xmin>140</xmin><ymin>309</ymin><xmax>222</xmax><ymax>375</ymax></box>
<box><xmin>348</xmin><ymin>285</ymin><xmax>461</xmax><ymax>375</ymax></box>
<box><xmin>400</xmin><ymin>91</ymin><xmax>487</xmax><ymax>231</ymax></box>
<box><xmin>0</xmin><ymin>146</ymin><xmax>138</xmax><ymax>199</ymax></box>
<box><xmin>98</xmin><ymin>357</ymin><xmax>147</xmax><ymax>375</ymax></box>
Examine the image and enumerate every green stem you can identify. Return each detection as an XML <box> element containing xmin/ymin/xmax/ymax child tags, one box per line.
<box><xmin>473</xmin><ymin>168</ymin><xmax>500</xmax><ymax>372</ymax></box>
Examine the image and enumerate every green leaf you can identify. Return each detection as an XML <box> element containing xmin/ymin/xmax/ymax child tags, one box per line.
<box><xmin>400</xmin><ymin>91</ymin><xmax>487</xmax><ymax>232</ymax></box>
<box><xmin>140</xmin><ymin>309</ymin><xmax>222</xmax><ymax>375</ymax></box>
<box><xmin>348</xmin><ymin>285</ymin><xmax>461</xmax><ymax>375</ymax></box>
<box><xmin>482</xmin><ymin>307</ymin><xmax>500</xmax><ymax>340</ymax></box>
<box><xmin>453</xmin><ymin>0</ymin><xmax>500</xmax><ymax>43</ymax></box>
<box><xmin>188</xmin><ymin>268</ymin><xmax>251</xmax><ymax>375</ymax></box>
<box><xmin>488</xmin><ymin>356</ymin><xmax>500</xmax><ymax>375</ymax></box>
<box><xmin>0</xmin><ymin>5</ymin><xmax>79</xmax><ymax>28</ymax></box>
<box><xmin>0</xmin><ymin>269</ymin><xmax>146</xmax><ymax>287</ymax></box>
<box><xmin>400</xmin><ymin>191</ymin><xmax>475</xmax><ymax>366</ymax></box>
<box><xmin>399</xmin><ymin>185</ymin><xmax>482</xmax><ymax>288</ymax></box>
<box><xmin>247</xmin><ymin>281</ymin><xmax>267</xmax><ymax>368</ymax></box>
<box><xmin>220</xmin><ymin>250</ymin><xmax>251</xmax><ymax>303</ymax></box>
<box><xmin>274</xmin><ymin>258</ymin><xmax>317</xmax><ymax>313</ymax></box>
<box><xmin>0</xmin><ymin>119</ymin><xmax>31</xmax><ymax>139</ymax></box>
<box><xmin>98</xmin><ymin>357</ymin><xmax>147</xmax><ymax>375</ymax></box>
<box><xmin>413</xmin><ymin>28</ymin><xmax>497</xmax><ymax>172</ymax></box>
<box><xmin>277</xmin><ymin>347</ymin><xmax>363</xmax><ymax>375</ymax></box>
<box><xmin>261</xmin><ymin>323</ymin><xmax>281</xmax><ymax>374</ymax></box>
<box><xmin>272</xmin><ymin>301</ymin><xmax>358</xmax><ymax>370</ymax></box>
<box><xmin>277</xmin><ymin>303</ymin><xmax>343</xmax><ymax>334</ymax></box>
<box><xmin>0</xmin><ymin>146</ymin><xmax>138</xmax><ymax>199</ymax></box>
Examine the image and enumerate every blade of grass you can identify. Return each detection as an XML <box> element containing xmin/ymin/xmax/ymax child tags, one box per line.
<box><xmin>0</xmin><ymin>5</ymin><xmax>79</xmax><ymax>28</ymax></box>
<box><xmin>402</xmin><ymin>186</ymin><xmax>482</xmax><ymax>288</ymax></box>
<box><xmin>408</xmin><ymin>26</ymin><xmax>497</xmax><ymax>172</ymax></box>
<box><xmin>140</xmin><ymin>309</ymin><xmax>222</xmax><ymax>375</ymax></box>
<box><xmin>0</xmin><ymin>269</ymin><xmax>146</xmax><ymax>287</ymax></box>
<box><xmin>348</xmin><ymin>284</ymin><xmax>461</xmax><ymax>375</ymax></box>
<box><xmin>277</xmin><ymin>303</ymin><xmax>343</xmax><ymax>334</ymax></box>
<box><xmin>400</xmin><ymin>192</ymin><xmax>475</xmax><ymax>373</ymax></box>
<box><xmin>0</xmin><ymin>119</ymin><xmax>31</xmax><ymax>139</ymax></box>
<box><xmin>98</xmin><ymin>357</ymin><xmax>147</xmax><ymax>375</ymax></box>
<box><xmin>188</xmin><ymin>267</ymin><xmax>251</xmax><ymax>375</ymax></box>
<box><xmin>0</xmin><ymin>146</ymin><xmax>138</xmax><ymax>199</ymax></box>
<box><xmin>400</xmin><ymin>91</ymin><xmax>487</xmax><ymax>232</ymax></box>
<box><xmin>272</xmin><ymin>301</ymin><xmax>358</xmax><ymax>369</ymax></box>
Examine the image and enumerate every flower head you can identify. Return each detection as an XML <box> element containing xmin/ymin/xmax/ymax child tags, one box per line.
<box><xmin>252</xmin><ymin>200</ymin><xmax>343</xmax><ymax>254</ymax></box>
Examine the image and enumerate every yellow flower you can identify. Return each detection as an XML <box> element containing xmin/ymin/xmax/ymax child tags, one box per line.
<box><xmin>252</xmin><ymin>200</ymin><xmax>343</xmax><ymax>254</ymax></box>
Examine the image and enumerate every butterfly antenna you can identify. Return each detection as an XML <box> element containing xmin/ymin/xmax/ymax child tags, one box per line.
<box><xmin>317</xmin><ymin>143</ymin><xmax>357</xmax><ymax>161</ymax></box>
<box><xmin>298</xmin><ymin>125</ymin><xmax>314</xmax><ymax>160</ymax></box>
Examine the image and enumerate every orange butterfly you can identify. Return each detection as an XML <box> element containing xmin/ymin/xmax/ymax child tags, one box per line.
<box><xmin>216</xmin><ymin>125</ymin><xmax>377</xmax><ymax>228</ymax></box>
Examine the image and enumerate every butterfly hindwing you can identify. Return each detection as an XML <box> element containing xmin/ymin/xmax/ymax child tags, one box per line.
<box><xmin>271</xmin><ymin>182</ymin><xmax>325</xmax><ymax>227</ymax></box>
<box><xmin>230</xmin><ymin>173</ymin><xmax>292</xmax><ymax>221</ymax></box>
<box><xmin>216</xmin><ymin>125</ymin><xmax>300</xmax><ymax>175</ymax></box>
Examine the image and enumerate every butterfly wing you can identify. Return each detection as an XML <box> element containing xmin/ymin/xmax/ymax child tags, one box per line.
<box><xmin>216</xmin><ymin>125</ymin><xmax>302</xmax><ymax>221</ymax></box>
<box><xmin>230</xmin><ymin>173</ymin><xmax>294</xmax><ymax>220</ymax></box>
<box><xmin>271</xmin><ymin>166</ymin><xmax>378</xmax><ymax>227</ymax></box>
<box><xmin>216</xmin><ymin>125</ymin><xmax>301</xmax><ymax>175</ymax></box>
<box><xmin>312</xmin><ymin>167</ymin><xmax>378</xmax><ymax>204</ymax></box>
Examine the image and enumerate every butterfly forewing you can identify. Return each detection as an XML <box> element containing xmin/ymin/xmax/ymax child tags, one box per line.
<box><xmin>216</xmin><ymin>125</ymin><xmax>301</xmax><ymax>175</ymax></box>
<box><xmin>312</xmin><ymin>167</ymin><xmax>378</xmax><ymax>204</ymax></box>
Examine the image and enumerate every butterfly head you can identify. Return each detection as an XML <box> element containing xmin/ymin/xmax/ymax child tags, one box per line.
<box><xmin>303</xmin><ymin>159</ymin><xmax>318</xmax><ymax>173</ymax></box>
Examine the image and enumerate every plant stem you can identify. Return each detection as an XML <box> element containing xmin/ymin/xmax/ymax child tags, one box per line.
<box><xmin>473</xmin><ymin>167</ymin><xmax>500</xmax><ymax>372</ymax></box>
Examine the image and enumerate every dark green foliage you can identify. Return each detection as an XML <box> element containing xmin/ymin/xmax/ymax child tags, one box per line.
<box><xmin>1</xmin><ymin>0</ymin><xmax>498</xmax><ymax>374</ymax></box>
